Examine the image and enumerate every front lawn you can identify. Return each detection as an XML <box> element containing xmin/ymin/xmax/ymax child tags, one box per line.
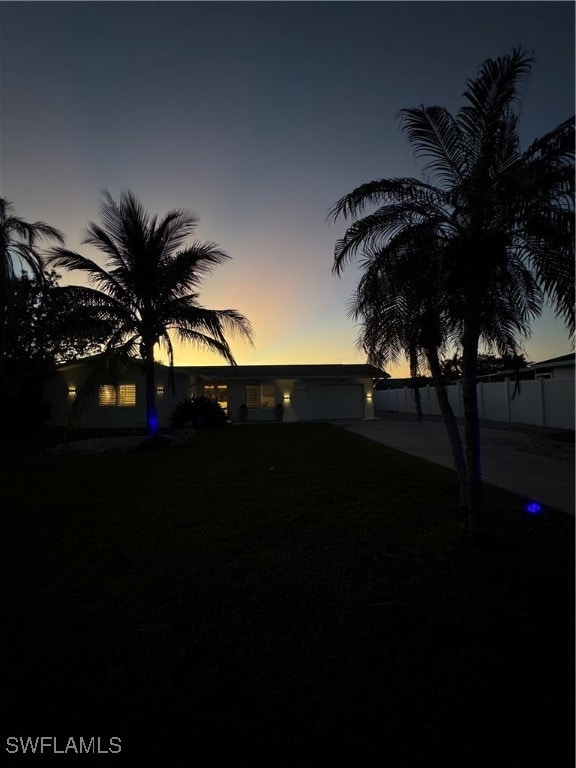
<box><xmin>1</xmin><ymin>424</ymin><xmax>573</xmax><ymax>767</ymax></box>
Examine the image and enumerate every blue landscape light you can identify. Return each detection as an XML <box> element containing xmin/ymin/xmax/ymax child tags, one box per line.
<box><xmin>148</xmin><ymin>414</ymin><xmax>159</xmax><ymax>435</ymax></box>
<box><xmin>525</xmin><ymin>501</ymin><xmax>543</xmax><ymax>515</ymax></box>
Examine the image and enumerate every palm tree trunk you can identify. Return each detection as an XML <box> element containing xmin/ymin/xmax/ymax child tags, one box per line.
<box><xmin>0</xmin><ymin>277</ymin><xmax>9</xmax><ymax>387</ymax></box>
<box><xmin>0</xmin><ymin>299</ymin><xmax>6</xmax><ymax>386</ymax></box>
<box><xmin>426</xmin><ymin>347</ymin><xmax>468</xmax><ymax>524</ymax></box>
<box><xmin>143</xmin><ymin>343</ymin><xmax>159</xmax><ymax>437</ymax></box>
<box><xmin>461</xmin><ymin>328</ymin><xmax>484</xmax><ymax>539</ymax></box>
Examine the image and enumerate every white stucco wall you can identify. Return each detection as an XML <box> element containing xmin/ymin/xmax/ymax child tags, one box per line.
<box><xmin>44</xmin><ymin>362</ymin><xmax>188</xmax><ymax>429</ymax></box>
<box><xmin>195</xmin><ymin>376</ymin><xmax>375</xmax><ymax>422</ymax></box>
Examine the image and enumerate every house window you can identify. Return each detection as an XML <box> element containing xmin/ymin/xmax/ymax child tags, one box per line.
<box><xmin>98</xmin><ymin>383</ymin><xmax>136</xmax><ymax>407</ymax></box>
<box><xmin>245</xmin><ymin>384</ymin><xmax>276</xmax><ymax>408</ymax></box>
<box><xmin>204</xmin><ymin>384</ymin><xmax>228</xmax><ymax>412</ymax></box>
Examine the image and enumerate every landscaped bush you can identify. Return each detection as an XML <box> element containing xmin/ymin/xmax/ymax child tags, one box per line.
<box><xmin>169</xmin><ymin>395</ymin><xmax>227</xmax><ymax>430</ymax></box>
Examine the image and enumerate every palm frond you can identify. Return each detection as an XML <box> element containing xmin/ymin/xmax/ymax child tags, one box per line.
<box><xmin>155</xmin><ymin>242</ymin><xmax>231</xmax><ymax>301</ymax></box>
<box><xmin>524</xmin><ymin>116</ymin><xmax>575</xmax><ymax>162</ymax></box>
<box><xmin>166</xmin><ymin>299</ymin><xmax>254</xmax><ymax>346</ymax></box>
<box><xmin>328</xmin><ymin>177</ymin><xmax>444</xmax><ymax>222</ymax></box>
<box><xmin>46</xmin><ymin>248</ymin><xmax>130</xmax><ymax>303</ymax></box>
<box><xmin>171</xmin><ymin>327</ymin><xmax>238</xmax><ymax>365</ymax></box>
<box><xmin>333</xmin><ymin>201</ymin><xmax>452</xmax><ymax>274</ymax></box>
<box><xmin>82</xmin><ymin>222</ymin><xmax>127</xmax><ymax>265</ymax></box>
<box><xmin>153</xmin><ymin>209</ymin><xmax>200</xmax><ymax>260</ymax></box>
<box><xmin>399</xmin><ymin>105</ymin><xmax>467</xmax><ymax>187</ymax></box>
<box><xmin>457</xmin><ymin>47</ymin><xmax>533</xmax><ymax>169</ymax></box>
<box><xmin>27</xmin><ymin>222</ymin><xmax>64</xmax><ymax>245</ymax></box>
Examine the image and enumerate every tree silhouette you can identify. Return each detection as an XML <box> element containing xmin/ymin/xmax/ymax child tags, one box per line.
<box><xmin>331</xmin><ymin>49</ymin><xmax>574</xmax><ymax>539</ymax></box>
<box><xmin>346</xmin><ymin>235</ymin><xmax>468</xmax><ymax>521</ymax></box>
<box><xmin>0</xmin><ymin>198</ymin><xmax>64</xmax><ymax>381</ymax></box>
<box><xmin>48</xmin><ymin>190</ymin><xmax>253</xmax><ymax>436</ymax></box>
<box><xmin>5</xmin><ymin>271</ymin><xmax>112</xmax><ymax>369</ymax></box>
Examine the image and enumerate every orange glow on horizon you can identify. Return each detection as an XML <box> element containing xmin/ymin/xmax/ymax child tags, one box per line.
<box><xmin>155</xmin><ymin>335</ymin><xmax>412</xmax><ymax>378</ymax></box>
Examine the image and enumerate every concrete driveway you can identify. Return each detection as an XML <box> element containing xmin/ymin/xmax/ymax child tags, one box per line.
<box><xmin>332</xmin><ymin>413</ymin><xmax>575</xmax><ymax>515</ymax></box>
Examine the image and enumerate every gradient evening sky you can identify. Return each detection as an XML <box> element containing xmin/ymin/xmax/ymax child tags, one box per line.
<box><xmin>1</xmin><ymin>1</ymin><xmax>574</xmax><ymax>376</ymax></box>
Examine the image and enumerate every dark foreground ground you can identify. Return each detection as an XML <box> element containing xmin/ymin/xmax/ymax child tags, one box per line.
<box><xmin>1</xmin><ymin>424</ymin><xmax>574</xmax><ymax>767</ymax></box>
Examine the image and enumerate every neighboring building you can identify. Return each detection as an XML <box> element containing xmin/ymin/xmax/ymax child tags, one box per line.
<box><xmin>476</xmin><ymin>352</ymin><xmax>575</xmax><ymax>383</ymax></box>
<box><xmin>44</xmin><ymin>359</ymin><xmax>384</xmax><ymax>428</ymax></box>
<box><xmin>526</xmin><ymin>353</ymin><xmax>575</xmax><ymax>381</ymax></box>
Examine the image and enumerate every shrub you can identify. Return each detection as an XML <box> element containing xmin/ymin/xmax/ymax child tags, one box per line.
<box><xmin>169</xmin><ymin>396</ymin><xmax>227</xmax><ymax>430</ymax></box>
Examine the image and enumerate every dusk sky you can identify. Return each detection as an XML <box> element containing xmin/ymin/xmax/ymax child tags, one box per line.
<box><xmin>1</xmin><ymin>1</ymin><xmax>574</xmax><ymax>376</ymax></box>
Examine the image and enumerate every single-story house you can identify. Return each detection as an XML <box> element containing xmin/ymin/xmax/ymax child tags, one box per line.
<box><xmin>526</xmin><ymin>353</ymin><xmax>575</xmax><ymax>381</ymax></box>
<box><xmin>476</xmin><ymin>352</ymin><xmax>575</xmax><ymax>383</ymax></box>
<box><xmin>44</xmin><ymin>359</ymin><xmax>384</xmax><ymax>428</ymax></box>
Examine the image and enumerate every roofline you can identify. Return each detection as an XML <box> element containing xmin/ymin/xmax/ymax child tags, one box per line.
<box><xmin>179</xmin><ymin>364</ymin><xmax>386</xmax><ymax>380</ymax></box>
<box><xmin>53</xmin><ymin>355</ymin><xmax>182</xmax><ymax>373</ymax></box>
<box><xmin>53</xmin><ymin>358</ymin><xmax>387</xmax><ymax>378</ymax></box>
<box><xmin>529</xmin><ymin>356</ymin><xmax>575</xmax><ymax>369</ymax></box>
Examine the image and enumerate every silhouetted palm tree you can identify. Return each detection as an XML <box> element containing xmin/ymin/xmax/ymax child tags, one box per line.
<box><xmin>0</xmin><ymin>198</ymin><xmax>64</xmax><ymax>379</ymax></box>
<box><xmin>440</xmin><ymin>352</ymin><xmax>463</xmax><ymax>382</ymax></box>
<box><xmin>348</xmin><ymin>236</ymin><xmax>468</xmax><ymax>520</ymax></box>
<box><xmin>48</xmin><ymin>190</ymin><xmax>253</xmax><ymax>436</ymax></box>
<box><xmin>331</xmin><ymin>49</ymin><xmax>574</xmax><ymax>539</ymax></box>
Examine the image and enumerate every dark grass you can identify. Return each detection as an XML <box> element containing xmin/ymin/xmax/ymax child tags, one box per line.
<box><xmin>1</xmin><ymin>424</ymin><xmax>574</xmax><ymax>767</ymax></box>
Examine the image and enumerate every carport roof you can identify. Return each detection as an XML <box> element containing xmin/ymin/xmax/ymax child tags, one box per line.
<box><xmin>179</xmin><ymin>364</ymin><xmax>386</xmax><ymax>380</ymax></box>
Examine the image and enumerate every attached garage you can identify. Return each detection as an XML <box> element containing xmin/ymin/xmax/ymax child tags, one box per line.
<box><xmin>292</xmin><ymin>382</ymin><xmax>365</xmax><ymax>420</ymax></box>
<box><xmin>184</xmin><ymin>364</ymin><xmax>386</xmax><ymax>422</ymax></box>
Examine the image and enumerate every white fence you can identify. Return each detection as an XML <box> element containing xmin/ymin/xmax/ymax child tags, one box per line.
<box><xmin>374</xmin><ymin>379</ymin><xmax>575</xmax><ymax>430</ymax></box>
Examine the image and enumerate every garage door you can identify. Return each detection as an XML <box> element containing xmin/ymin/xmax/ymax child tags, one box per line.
<box><xmin>296</xmin><ymin>383</ymin><xmax>365</xmax><ymax>420</ymax></box>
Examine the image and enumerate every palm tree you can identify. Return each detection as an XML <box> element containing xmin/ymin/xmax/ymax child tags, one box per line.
<box><xmin>441</xmin><ymin>352</ymin><xmax>463</xmax><ymax>382</ymax></box>
<box><xmin>330</xmin><ymin>49</ymin><xmax>574</xmax><ymax>539</ymax></box>
<box><xmin>0</xmin><ymin>197</ymin><xmax>64</xmax><ymax>286</ymax></box>
<box><xmin>344</xmin><ymin>231</ymin><xmax>469</xmax><ymax>521</ymax></box>
<box><xmin>47</xmin><ymin>190</ymin><xmax>254</xmax><ymax>436</ymax></box>
<box><xmin>0</xmin><ymin>198</ymin><xmax>65</xmax><ymax>382</ymax></box>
